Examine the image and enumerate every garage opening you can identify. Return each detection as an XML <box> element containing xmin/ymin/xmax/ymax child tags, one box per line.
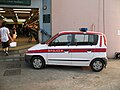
<box><xmin>0</xmin><ymin>8</ymin><xmax>39</xmax><ymax>49</ymax></box>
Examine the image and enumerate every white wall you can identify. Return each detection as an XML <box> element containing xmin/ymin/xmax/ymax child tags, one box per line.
<box><xmin>105</xmin><ymin>0</ymin><xmax>120</xmax><ymax>58</ymax></box>
<box><xmin>52</xmin><ymin>0</ymin><xmax>99</xmax><ymax>34</ymax></box>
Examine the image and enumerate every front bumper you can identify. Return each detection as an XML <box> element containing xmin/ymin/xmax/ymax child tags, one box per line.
<box><xmin>25</xmin><ymin>54</ymin><xmax>32</xmax><ymax>64</ymax></box>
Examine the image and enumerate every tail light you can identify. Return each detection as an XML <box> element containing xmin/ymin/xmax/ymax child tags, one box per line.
<box><xmin>100</xmin><ymin>36</ymin><xmax>102</xmax><ymax>47</ymax></box>
<box><xmin>103</xmin><ymin>35</ymin><xmax>107</xmax><ymax>46</ymax></box>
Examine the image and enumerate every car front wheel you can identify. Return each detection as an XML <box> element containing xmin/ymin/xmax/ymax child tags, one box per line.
<box><xmin>90</xmin><ymin>59</ymin><xmax>104</xmax><ymax>72</ymax></box>
<box><xmin>31</xmin><ymin>56</ymin><xmax>45</xmax><ymax>69</ymax></box>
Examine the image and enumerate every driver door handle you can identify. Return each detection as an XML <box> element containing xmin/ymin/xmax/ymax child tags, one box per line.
<box><xmin>64</xmin><ymin>50</ymin><xmax>69</xmax><ymax>53</ymax></box>
<box><xmin>87</xmin><ymin>50</ymin><xmax>92</xmax><ymax>53</ymax></box>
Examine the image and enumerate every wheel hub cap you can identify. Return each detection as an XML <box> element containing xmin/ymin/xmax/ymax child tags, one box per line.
<box><xmin>33</xmin><ymin>59</ymin><xmax>42</xmax><ymax>68</ymax></box>
<box><xmin>93</xmin><ymin>61</ymin><xmax>102</xmax><ymax>70</ymax></box>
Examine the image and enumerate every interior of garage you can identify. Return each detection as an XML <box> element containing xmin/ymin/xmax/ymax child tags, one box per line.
<box><xmin>0</xmin><ymin>8</ymin><xmax>39</xmax><ymax>40</ymax></box>
<box><xmin>0</xmin><ymin>8</ymin><xmax>39</xmax><ymax>49</ymax></box>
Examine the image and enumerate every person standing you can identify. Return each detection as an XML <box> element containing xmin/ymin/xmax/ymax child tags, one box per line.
<box><xmin>0</xmin><ymin>21</ymin><xmax>13</xmax><ymax>56</ymax></box>
<box><xmin>12</xmin><ymin>25</ymin><xmax>17</xmax><ymax>41</ymax></box>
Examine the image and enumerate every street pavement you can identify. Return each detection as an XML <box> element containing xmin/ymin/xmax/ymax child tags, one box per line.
<box><xmin>0</xmin><ymin>59</ymin><xmax>120</xmax><ymax>90</ymax></box>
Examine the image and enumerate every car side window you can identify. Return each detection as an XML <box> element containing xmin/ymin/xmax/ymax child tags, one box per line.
<box><xmin>74</xmin><ymin>34</ymin><xmax>98</xmax><ymax>45</ymax></box>
<box><xmin>49</xmin><ymin>34</ymin><xmax>73</xmax><ymax>46</ymax></box>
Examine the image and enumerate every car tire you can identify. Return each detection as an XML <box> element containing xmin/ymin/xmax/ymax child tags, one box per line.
<box><xmin>31</xmin><ymin>56</ymin><xmax>45</xmax><ymax>69</ymax></box>
<box><xmin>90</xmin><ymin>59</ymin><xmax>104</xmax><ymax>72</ymax></box>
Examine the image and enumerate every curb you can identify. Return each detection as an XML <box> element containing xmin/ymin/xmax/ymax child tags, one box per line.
<box><xmin>0</xmin><ymin>50</ymin><xmax>25</xmax><ymax>62</ymax></box>
<box><xmin>0</xmin><ymin>57</ymin><xmax>24</xmax><ymax>62</ymax></box>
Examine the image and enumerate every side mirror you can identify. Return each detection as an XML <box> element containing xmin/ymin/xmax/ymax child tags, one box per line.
<box><xmin>48</xmin><ymin>42</ymin><xmax>56</xmax><ymax>46</ymax></box>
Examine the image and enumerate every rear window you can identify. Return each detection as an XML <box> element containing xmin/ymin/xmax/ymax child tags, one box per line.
<box><xmin>74</xmin><ymin>34</ymin><xmax>98</xmax><ymax>45</ymax></box>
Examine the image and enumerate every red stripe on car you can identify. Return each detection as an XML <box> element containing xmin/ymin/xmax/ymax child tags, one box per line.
<box><xmin>27</xmin><ymin>49</ymin><xmax>48</xmax><ymax>53</ymax></box>
<box><xmin>27</xmin><ymin>48</ymin><xmax>106</xmax><ymax>53</ymax></box>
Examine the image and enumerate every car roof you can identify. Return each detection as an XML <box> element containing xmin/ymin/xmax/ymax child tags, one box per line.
<box><xmin>59</xmin><ymin>31</ymin><xmax>103</xmax><ymax>35</ymax></box>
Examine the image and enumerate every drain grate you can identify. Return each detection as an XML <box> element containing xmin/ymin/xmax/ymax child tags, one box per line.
<box><xmin>4</xmin><ymin>69</ymin><xmax>21</xmax><ymax>76</ymax></box>
<box><xmin>6</xmin><ymin>63</ymin><xmax>21</xmax><ymax>69</ymax></box>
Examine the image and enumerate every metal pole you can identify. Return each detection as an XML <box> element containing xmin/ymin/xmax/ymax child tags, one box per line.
<box><xmin>39</xmin><ymin>0</ymin><xmax>43</xmax><ymax>43</ymax></box>
<box><xmin>103</xmin><ymin>0</ymin><xmax>105</xmax><ymax>34</ymax></box>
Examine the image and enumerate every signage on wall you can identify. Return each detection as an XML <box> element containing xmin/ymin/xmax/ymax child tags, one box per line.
<box><xmin>43</xmin><ymin>14</ymin><xmax>50</xmax><ymax>23</ymax></box>
<box><xmin>0</xmin><ymin>0</ymin><xmax>31</xmax><ymax>6</ymax></box>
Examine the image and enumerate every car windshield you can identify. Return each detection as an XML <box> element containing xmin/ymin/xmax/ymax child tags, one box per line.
<box><xmin>41</xmin><ymin>33</ymin><xmax>59</xmax><ymax>44</ymax></box>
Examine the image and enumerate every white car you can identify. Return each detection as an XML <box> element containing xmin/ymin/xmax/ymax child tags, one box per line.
<box><xmin>25</xmin><ymin>29</ymin><xmax>107</xmax><ymax>72</ymax></box>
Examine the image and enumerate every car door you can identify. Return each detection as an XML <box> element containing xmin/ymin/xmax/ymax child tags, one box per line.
<box><xmin>71</xmin><ymin>34</ymin><xmax>98</xmax><ymax>66</ymax></box>
<box><xmin>47</xmin><ymin>34</ymin><xmax>73</xmax><ymax>65</ymax></box>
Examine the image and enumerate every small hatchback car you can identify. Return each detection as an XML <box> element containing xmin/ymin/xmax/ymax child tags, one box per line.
<box><xmin>25</xmin><ymin>30</ymin><xmax>107</xmax><ymax>72</ymax></box>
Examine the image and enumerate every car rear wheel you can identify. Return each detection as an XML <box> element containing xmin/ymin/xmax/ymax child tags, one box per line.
<box><xmin>31</xmin><ymin>56</ymin><xmax>45</xmax><ymax>69</ymax></box>
<box><xmin>90</xmin><ymin>59</ymin><xmax>104</xmax><ymax>72</ymax></box>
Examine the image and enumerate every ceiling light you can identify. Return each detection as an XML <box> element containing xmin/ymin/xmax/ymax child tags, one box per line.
<box><xmin>15</xmin><ymin>13</ymin><xmax>19</xmax><ymax>20</ymax></box>
<box><xmin>0</xmin><ymin>8</ymin><xmax>3</xmax><ymax>10</ymax></box>
<box><xmin>18</xmin><ymin>19</ymin><xmax>26</xmax><ymax>22</ymax></box>
<box><xmin>31</xmin><ymin>13</ymin><xmax>33</xmax><ymax>16</ymax></box>
<box><xmin>14</xmin><ymin>11</ymin><xmax>30</xmax><ymax>13</ymax></box>
<box><xmin>13</xmin><ymin>9</ymin><xmax>31</xmax><ymax>11</ymax></box>
<box><xmin>1</xmin><ymin>15</ymin><xmax>5</xmax><ymax>18</ymax></box>
<box><xmin>4</xmin><ymin>19</ymin><xmax>14</xmax><ymax>22</ymax></box>
<box><xmin>0</xmin><ymin>11</ymin><xmax>5</xmax><ymax>13</ymax></box>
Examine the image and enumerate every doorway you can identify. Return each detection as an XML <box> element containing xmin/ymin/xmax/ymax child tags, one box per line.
<box><xmin>0</xmin><ymin>8</ymin><xmax>40</xmax><ymax>49</ymax></box>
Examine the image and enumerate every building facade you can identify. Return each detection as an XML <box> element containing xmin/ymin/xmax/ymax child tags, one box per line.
<box><xmin>52</xmin><ymin>0</ymin><xmax>120</xmax><ymax>58</ymax></box>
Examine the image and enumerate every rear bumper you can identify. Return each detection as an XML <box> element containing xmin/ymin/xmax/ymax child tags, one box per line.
<box><xmin>103</xmin><ymin>57</ymin><xmax>108</xmax><ymax>68</ymax></box>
